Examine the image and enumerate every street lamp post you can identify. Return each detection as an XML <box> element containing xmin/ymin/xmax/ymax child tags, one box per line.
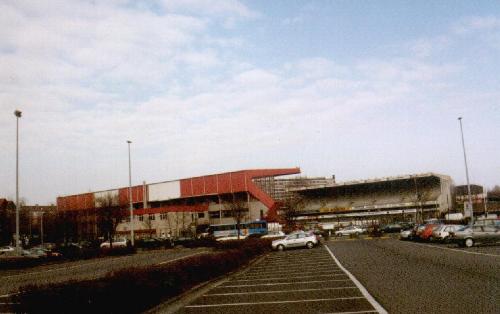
<box><xmin>14</xmin><ymin>110</ymin><xmax>22</xmax><ymax>254</ymax></box>
<box><xmin>127</xmin><ymin>140</ymin><xmax>134</xmax><ymax>246</ymax></box>
<box><xmin>39</xmin><ymin>212</ymin><xmax>44</xmax><ymax>247</ymax></box>
<box><xmin>458</xmin><ymin>117</ymin><xmax>474</xmax><ymax>226</ymax></box>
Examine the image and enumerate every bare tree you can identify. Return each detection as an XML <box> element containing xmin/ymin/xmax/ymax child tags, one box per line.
<box><xmin>143</xmin><ymin>214</ymin><xmax>154</xmax><ymax>238</ymax></box>
<box><xmin>96</xmin><ymin>193</ymin><xmax>127</xmax><ymax>248</ymax></box>
<box><xmin>224</xmin><ymin>194</ymin><xmax>248</xmax><ymax>240</ymax></box>
<box><xmin>280</xmin><ymin>195</ymin><xmax>305</xmax><ymax>233</ymax></box>
<box><xmin>489</xmin><ymin>185</ymin><xmax>500</xmax><ymax>198</ymax></box>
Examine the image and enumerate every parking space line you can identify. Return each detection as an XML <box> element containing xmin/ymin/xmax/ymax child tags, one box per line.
<box><xmin>325</xmin><ymin>246</ymin><xmax>387</xmax><ymax>314</ymax></box>
<box><xmin>205</xmin><ymin>286</ymin><xmax>358</xmax><ymax>296</ymax></box>
<box><xmin>324</xmin><ymin>311</ymin><xmax>379</xmax><ymax>314</ymax></box>
<box><xmin>236</xmin><ymin>270</ymin><xmax>342</xmax><ymax>279</ymax></box>
<box><xmin>404</xmin><ymin>241</ymin><xmax>500</xmax><ymax>257</ymax></box>
<box><xmin>230</xmin><ymin>273</ymin><xmax>346</xmax><ymax>282</ymax></box>
<box><xmin>250</xmin><ymin>262</ymin><xmax>336</xmax><ymax>270</ymax></box>
<box><xmin>257</xmin><ymin>260</ymin><xmax>334</xmax><ymax>266</ymax></box>
<box><xmin>221</xmin><ymin>279</ymin><xmax>350</xmax><ymax>288</ymax></box>
<box><xmin>240</xmin><ymin>268</ymin><xmax>340</xmax><ymax>276</ymax></box>
<box><xmin>185</xmin><ymin>296</ymin><xmax>366</xmax><ymax>308</ymax></box>
<box><xmin>156</xmin><ymin>251</ymin><xmax>208</xmax><ymax>265</ymax></box>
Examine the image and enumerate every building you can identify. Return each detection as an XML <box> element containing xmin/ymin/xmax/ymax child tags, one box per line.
<box><xmin>288</xmin><ymin>173</ymin><xmax>453</xmax><ymax>227</ymax></box>
<box><xmin>454</xmin><ymin>184</ymin><xmax>487</xmax><ymax>215</ymax></box>
<box><xmin>56</xmin><ymin>168</ymin><xmax>300</xmax><ymax>240</ymax></box>
<box><xmin>253</xmin><ymin>176</ymin><xmax>335</xmax><ymax>201</ymax></box>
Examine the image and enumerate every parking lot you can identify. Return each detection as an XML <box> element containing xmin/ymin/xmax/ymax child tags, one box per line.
<box><xmin>0</xmin><ymin>247</ymin><xmax>209</xmax><ymax>296</ymax></box>
<box><xmin>174</xmin><ymin>246</ymin><xmax>386</xmax><ymax>314</ymax></box>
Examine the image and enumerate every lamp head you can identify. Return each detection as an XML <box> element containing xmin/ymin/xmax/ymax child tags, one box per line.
<box><xmin>14</xmin><ymin>110</ymin><xmax>22</xmax><ymax>118</ymax></box>
<box><xmin>458</xmin><ymin>117</ymin><xmax>462</xmax><ymax>121</ymax></box>
<box><xmin>127</xmin><ymin>140</ymin><xmax>132</xmax><ymax>144</ymax></box>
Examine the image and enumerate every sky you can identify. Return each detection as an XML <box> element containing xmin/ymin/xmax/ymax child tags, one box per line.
<box><xmin>1</xmin><ymin>0</ymin><xmax>499</xmax><ymax>205</ymax></box>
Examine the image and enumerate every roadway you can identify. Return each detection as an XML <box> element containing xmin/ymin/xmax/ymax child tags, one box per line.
<box><xmin>326</xmin><ymin>238</ymin><xmax>499</xmax><ymax>313</ymax></box>
<box><xmin>164</xmin><ymin>238</ymin><xmax>499</xmax><ymax>314</ymax></box>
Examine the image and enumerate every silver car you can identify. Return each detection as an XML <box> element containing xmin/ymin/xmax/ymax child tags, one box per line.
<box><xmin>451</xmin><ymin>225</ymin><xmax>500</xmax><ymax>248</ymax></box>
<box><xmin>272</xmin><ymin>232</ymin><xmax>318</xmax><ymax>251</ymax></box>
<box><xmin>432</xmin><ymin>224</ymin><xmax>464</xmax><ymax>242</ymax></box>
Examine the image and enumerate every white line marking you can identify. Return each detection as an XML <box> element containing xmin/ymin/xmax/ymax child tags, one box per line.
<box><xmin>236</xmin><ymin>270</ymin><xmax>342</xmax><ymax>279</ymax></box>
<box><xmin>325</xmin><ymin>246</ymin><xmax>387</xmax><ymax>314</ymax></box>
<box><xmin>185</xmin><ymin>296</ymin><xmax>365</xmax><ymax>308</ymax></box>
<box><xmin>324</xmin><ymin>311</ymin><xmax>378</xmax><ymax>314</ymax></box>
<box><xmin>251</xmin><ymin>261</ymin><xmax>333</xmax><ymax>269</ymax></box>
<box><xmin>221</xmin><ymin>279</ymin><xmax>350</xmax><ymax>288</ymax></box>
<box><xmin>230</xmin><ymin>273</ymin><xmax>346</xmax><ymax>282</ymax></box>
<box><xmin>156</xmin><ymin>251</ymin><xmax>207</xmax><ymax>265</ymax></box>
<box><xmin>1</xmin><ymin>250</ymin><xmax>209</xmax><ymax>279</ymax></box>
<box><xmin>205</xmin><ymin>286</ymin><xmax>358</xmax><ymax>296</ymax></box>
<box><xmin>405</xmin><ymin>241</ymin><xmax>500</xmax><ymax>257</ymax></box>
<box><xmin>243</xmin><ymin>267</ymin><xmax>339</xmax><ymax>276</ymax></box>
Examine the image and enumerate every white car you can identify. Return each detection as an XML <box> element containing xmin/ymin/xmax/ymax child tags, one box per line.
<box><xmin>0</xmin><ymin>246</ymin><xmax>15</xmax><ymax>254</ymax></box>
<box><xmin>431</xmin><ymin>224</ymin><xmax>464</xmax><ymax>242</ymax></box>
<box><xmin>261</xmin><ymin>231</ymin><xmax>285</xmax><ymax>239</ymax></box>
<box><xmin>272</xmin><ymin>232</ymin><xmax>318</xmax><ymax>251</ymax></box>
<box><xmin>100</xmin><ymin>238</ymin><xmax>128</xmax><ymax>249</ymax></box>
<box><xmin>335</xmin><ymin>226</ymin><xmax>366</xmax><ymax>237</ymax></box>
<box><xmin>215</xmin><ymin>235</ymin><xmax>248</xmax><ymax>242</ymax></box>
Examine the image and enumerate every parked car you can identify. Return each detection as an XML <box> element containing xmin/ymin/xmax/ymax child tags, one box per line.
<box><xmin>431</xmin><ymin>224</ymin><xmax>465</xmax><ymax>242</ymax></box>
<box><xmin>451</xmin><ymin>225</ymin><xmax>500</xmax><ymax>248</ymax></box>
<box><xmin>380</xmin><ymin>223</ymin><xmax>403</xmax><ymax>233</ymax></box>
<box><xmin>419</xmin><ymin>224</ymin><xmax>440</xmax><ymax>241</ymax></box>
<box><xmin>261</xmin><ymin>231</ymin><xmax>286</xmax><ymax>239</ymax></box>
<box><xmin>100</xmin><ymin>238</ymin><xmax>129</xmax><ymax>249</ymax></box>
<box><xmin>335</xmin><ymin>226</ymin><xmax>366</xmax><ymax>237</ymax></box>
<box><xmin>0</xmin><ymin>246</ymin><xmax>15</xmax><ymax>254</ymax></box>
<box><xmin>399</xmin><ymin>228</ymin><xmax>414</xmax><ymax>240</ymax></box>
<box><xmin>272</xmin><ymin>232</ymin><xmax>318</xmax><ymax>251</ymax></box>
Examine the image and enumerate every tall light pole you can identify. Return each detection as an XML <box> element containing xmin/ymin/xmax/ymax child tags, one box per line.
<box><xmin>14</xmin><ymin>110</ymin><xmax>22</xmax><ymax>254</ymax></box>
<box><xmin>458</xmin><ymin>117</ymin><xmax>473</xmax><ymax>226</ymax></box>
<box><xmin>127</xmin><ymin>140</ymin><xmax>134</xmax><ymax>246</ymax></box>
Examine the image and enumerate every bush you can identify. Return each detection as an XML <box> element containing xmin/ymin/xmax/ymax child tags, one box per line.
<box><xmin>10</xmin><ymin>239</ymin><xmax>271</xmax><ymax>314</ymax></box>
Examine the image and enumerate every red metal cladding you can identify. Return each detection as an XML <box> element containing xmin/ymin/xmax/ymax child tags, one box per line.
<box><xmin>191</xmin><ymin>177</ymin><xmax>205</xmax><ymax>195</ymax></box>
<box><xmin>217</xmin><ymin>173</ymin><xmax>232</xmax><ymax>194</ymax></box>
<box><xmin>204</xmin><ymin>175</ymin><xmax>218</xmax><ymax>194</ymax></box>
<box><xmin>230</xmin><ymin>171</ymin><xmax>247</xmax><ymax>192</ymax></box>
<box><xmin>118</xmin><ymin>186</ymin><xmax>144</xmax><ymax>205</ymax></box>
<box><xmin>246</xmin><ymin>168</ymin><xmax>300</xmax><ymax>179</ymax></box>
<box><xmin>134</xmin><ymin>204</ymin><xmax>208</xmax><ymax>215</ymax></box>
<box><xmin>180</xmin><ymin>179</ymin><xmax>192</xmax><ymax>197</ymax></box>
<box><xmin>248</xmin><ymin>184</ymin><xmax>275</xmax><ymax>209</ymax></box>
<box><xmin>79</xmin><ymin>193</ymin><xmax>94</xmax><ymax>210</ymax></box>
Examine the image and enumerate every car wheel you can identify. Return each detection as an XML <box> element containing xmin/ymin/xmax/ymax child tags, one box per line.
<box><xmin>277</xmin><ymin>244</ymin><xmax>285</xmax><ymax>251</ymax></box>
<box><xmin>306</xmin><ymin>242</ymin><xmax>314</xmax><ymax>249</ymax></box>
<box><xmin>464</xmin><ymin>238</ymin><xmax>474</xmax><ymax>248</ymax></box>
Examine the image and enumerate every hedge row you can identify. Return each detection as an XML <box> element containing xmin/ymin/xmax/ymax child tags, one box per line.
<box><xmin>10</xmin><ymin>238</ymin><xmax>272</xmax><ymax>314</ymax></box>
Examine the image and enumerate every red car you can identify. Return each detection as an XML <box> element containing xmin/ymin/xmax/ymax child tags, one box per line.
<box><xmin>419</xmin><ymin>224</ymin><xmax>440</xmax><ymax>241</ymax></box>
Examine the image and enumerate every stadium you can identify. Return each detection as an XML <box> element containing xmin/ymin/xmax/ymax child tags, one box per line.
<box><xmin>288</xmin><ymin>173</ymin><xmax>453</xmax><ymax>228</ymax></box>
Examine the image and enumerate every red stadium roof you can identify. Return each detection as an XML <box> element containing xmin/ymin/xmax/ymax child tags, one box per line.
<box><xmin>57</xmin><ymin>168</ymin><xmax>301</xmax><ymax>212</ymax></box>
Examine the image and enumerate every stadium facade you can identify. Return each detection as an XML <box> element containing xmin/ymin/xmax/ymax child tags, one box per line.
<box><xmin>56</xmin><ymin>168</ymin><xmax>301</xmax><ymax>240</ymax></box>
<box><xmin>289</xmin><ymin>173</ymin><xmax>453</xmax><ymax>227</ymax></box>
<box><xmin>55</xmin><ymin>169</ymin><xmax>464</xmax><ymax>240</ymax></box>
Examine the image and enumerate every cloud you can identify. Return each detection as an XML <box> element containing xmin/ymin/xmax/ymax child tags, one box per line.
<box><xmin>453</xmin><ymin>16</ymin><xmax>500</xmax><ymax>34</ymax></box>
<box><xmin>1</xmin><ymin>4</ymin><xmax>498</xmax><ymax>204</ymax></box>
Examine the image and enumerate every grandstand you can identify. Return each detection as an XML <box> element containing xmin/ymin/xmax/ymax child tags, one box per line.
<box><xmin>289</xmin><ymin>173</ymin><xmax>452</xmax><ymax>226</ymax></box>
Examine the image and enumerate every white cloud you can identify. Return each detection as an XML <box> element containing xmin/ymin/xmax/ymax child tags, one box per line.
<box><xmin>1</xmin><ymin>3</ymin><xmax>498</xmax><ymax>204</ymax></box>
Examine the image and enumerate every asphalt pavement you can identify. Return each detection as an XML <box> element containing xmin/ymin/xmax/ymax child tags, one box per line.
<box><xmin>326</xmin><ymin>238</ymin><xmax>500</xmax><ymax>314</ymax></box>
<box><xmin>0</xmin><ymin>247</ymin><xmax>209</xmax><ymax>295</ymax></box>
<box><xmin>171</xmin><ymin>246</ymin><xmax>385</xmax><ymax>314</ymax></box>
